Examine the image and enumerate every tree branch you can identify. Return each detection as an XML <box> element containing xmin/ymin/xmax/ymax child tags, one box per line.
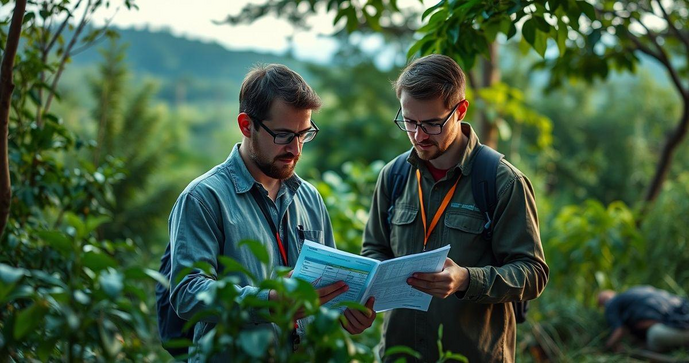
<box><xmin>654</xmin><ymin>0</ymin><xmax>689</xmax><ymax>51</ymax></box>
<box><xmin>36</xmin><ymin>0</ymin><xmax>83</xmax><ymax>128</ymax></box>
<box><xmin>630</xmin><ymin>19</ymin><xmax>688</xmax><ymax>102</ymax></box>
<box><xmin>45</xmin><ymin>0</ymin><xmax>83</xmax><ymax>55</ymax></box>
<box><xmin>0</xmin><ymin>0</ymin><xmax>28</xmax><ymax>238</ymax></box>
<box><xmin>71</xmin><ymin>11</ymin><xmax>119</xmax><ymax>56</ymax></box>
<box><xmin>42</xmin><ymin>0</ymin><xmax>92</xmax><ymax>121</ymax></box>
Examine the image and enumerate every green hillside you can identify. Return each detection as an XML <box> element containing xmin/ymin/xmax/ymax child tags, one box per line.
<box><xmin>64</xmin><ymin>26</ymin><xmax>311</xmax><ymax>104</ymax></box>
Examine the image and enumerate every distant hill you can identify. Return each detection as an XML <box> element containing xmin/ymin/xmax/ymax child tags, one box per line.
<box><xmin>72</xmin><ymin>27</ymin><xmax>309</xmax><ymax>81</ymax></box>
<box><xmin>65</xmin><ymin>26</ymin><xmax>313</xmax><ymax>105</ymax></box>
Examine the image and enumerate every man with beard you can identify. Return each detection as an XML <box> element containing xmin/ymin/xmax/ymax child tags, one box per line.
<box><xmin>361</xmin><ymin>54</ymin><xmax>549</xmax><ymax>362</ymax></box>
<box><xmin>166</xmin><ymin>64</ymin><xmax>375</xmax><ymax>359</ymax></box>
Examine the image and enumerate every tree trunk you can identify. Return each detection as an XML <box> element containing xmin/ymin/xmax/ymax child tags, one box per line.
<box><xmin>644</xmin><ymin>101</ymin><xmax>689</xmax><ymax>204</ymax></box>
<box><xmin>477</xmin><ymin>41</ymin><xmax>500</xmax><ymax>149</ymax></box>
<box><xmin>0</xmin><ymin>0</ymin><xmax>27</xmax><ymax>238</ymax></box>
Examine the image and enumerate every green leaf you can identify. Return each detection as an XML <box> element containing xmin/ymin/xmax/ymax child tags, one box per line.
<box><xmin>0</xmin><ymin>264</ymin><xmax>27</xmax><ymax>302</ymax></box>
<box><xmin>363</xmin><ymin>9</ymin><xmax>381</xmax><ymax>32</ymax></box>
<box><xmin>145</xmin><ymin>269</ymin><xmax>169</xmax><ymax>287</ymax></box>
<box><xmin>578</xmin><ymin>0</ymin><xmax>596</xmax><ymax>20</ymax></box>
<box><xmin>549</xmin><ymin>0</ymin><xmax>561</xmax><ymax>12</ymax></box>
<box><xmin>482</xmin><ymin>18</ymin><xmax>502</xmax><ymax>42</ymax></box>
<box><xmin>37</xmin><ymin>338</ymin><xmax>58</xmax><ymax>361</ymax></box>
<box><xmin>533</xmin><ymin>15</ymin><xmax>551</xmax><ymax>32</ymax></box>
<box><xmin>473</xmin><ymin>33</ymin><xmax>490</xmax><ymax>59</ymax></box>
<box><xmin>64</xmin><ymin>212</ymin><xmax>86</xmax><ymax>239</ymax></box>
<box><xmin>23</xmin><ymin>12</ymin><xmax>35</xmax><ymax>24</ymax></box>
<box><xmin>238</xmin><ymin>329</ymin><xmax>273</xmax><ymax>358</ymax></box>
<box><xmin>427</xmin><ymin>8</ymin><xmax>448</xmax><ymax>27</ymax></box>
<box><xmin>99</xmin><ymin>270</ymin><xmax>124</xmax><ymax>299</ymax></box>
<box><xmin>163</xmin><ymin>338</ymin><xmax>193</xmax><ymax>349</ymax></box>
<box><xmin>85</xmin><ymin>215</ymin><xmax>111</xmax><ymax>234</ymax></box>
<box><xmin>523</xmin><ymin>18</ymin><xmax>548</xmax><ymax>57</ymax></box>
<box><xmin>384</xmin><ymin>345</ymin><xmax>422</xmax><ymax>359</ymax></box>
<box><xmin>0</xmin><ymin>263</ymin><xmax>25</xmax><ymax>285</ymax></box>
<box><xmin>333</xmin><ymin>6</ymin><xmax>348</xmax><ymax>25</ymax></box>
<box><xmin>83</xmin><ymin>251</ymin><xmax>118</xmax><ymax>272</ymax></box>
<box><xmin>99</xmin><ymin>319</ymin><xmax>123</xmax><ymax>357</ymax></box>
<box><xmin>37</xmin><ymin>231</ymin><xmax>73</xmax><ymax>255</ymax></box>
<box><xmin>407</xmin><ymin>36</ymin><xmax>434</xmax><ymax>58</ymax></box>
<box><xmin>522</xmin><ymin>19</ymin><xmax>536</xmax><ymax>46</ymax></box>
<box><xmin>14</xmin><ymin>302</ymin><xmax>48</xmax><ymax>339</ymax></box>
<box><xmin>556</xmin><ymin>20</ymin><xmax>568</xmax><ymax>55</ymax></box>
<box><xmin>218</xmin><ymin>256</ymin><xmax>255</xmax><ymax>281</ymax></box>
<box><xmin>74</xmin><ymin>290</ymin><xmax>91</xmax><ymax>305</ymax></box>
<box><xmin>239</xmin><ymin>239</ymin><xmax>270</xmax><ymax>265</ymax></box>
<box><xmin>587</xmin><ymin>28</ymin><xmax>601</xmax><ymax>48</ymax></box>
<box><xmin>422</xmin><ymin>0</ymin><xmax>444</xmax><ymax>21</ymax></box>
<box><xmin>444</xmin><ymin>352</ymin><xmax>469</xmax><ymax>362</ymax></box>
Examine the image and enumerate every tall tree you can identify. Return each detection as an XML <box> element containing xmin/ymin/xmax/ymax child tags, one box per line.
<box><xmin>88</xmin><ymin>39</ymin><xmax>180</xmax><ymax>251</ymax></box>
<box><xmin>0</xmin><ymin>0</ymin><xmax>27</xmax><ymax>238</ymax></box>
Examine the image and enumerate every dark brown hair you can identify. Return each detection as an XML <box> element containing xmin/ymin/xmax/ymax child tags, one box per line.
<box><xmin>394</xmin><ymin>54</ymin><xmax>466</xmax><ymax>108</ymax></box>
<box><xmin>239</xmin><ymin>64</ymin><xmax>321</xmax><ymax>121</ymax></box>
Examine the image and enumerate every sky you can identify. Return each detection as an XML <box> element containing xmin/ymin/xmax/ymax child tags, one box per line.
<box><xmin>90</xmin><ymin>0</ymin><xmax>424</xmax><ymax>66</ymax></box>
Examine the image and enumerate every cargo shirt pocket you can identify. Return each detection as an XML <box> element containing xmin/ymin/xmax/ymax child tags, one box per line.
<box><xmin>390</xmin><ymin>204</ymin><xmax>418</xmax><ymax>255</ymax></box>
<box><xmin>443</xmin><ymin>211</ymin><xmax>486</xmax><ymax>266</ymax></box>
<box><xmin>295</xmin><ymin>227</ymin><xmax>323</xmax><ymax>254</ymax></box>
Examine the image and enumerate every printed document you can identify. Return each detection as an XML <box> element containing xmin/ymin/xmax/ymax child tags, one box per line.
<box><xmin>291</xmin><ymin>241</ymin><xmax>451</xmax><ymax>312</ymax></box>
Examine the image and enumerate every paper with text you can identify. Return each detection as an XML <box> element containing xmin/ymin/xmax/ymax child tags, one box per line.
<box><xmin>291</xmin><ymin>241</ymin><xmax>451</xmax><ymax>312</ymax></box>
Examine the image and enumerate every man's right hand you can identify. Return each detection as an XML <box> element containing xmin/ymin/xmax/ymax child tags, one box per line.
<box><xmin>269</xmin><ymin>277</ymin><xmax>349</xmax><ymax>320</ymax></box>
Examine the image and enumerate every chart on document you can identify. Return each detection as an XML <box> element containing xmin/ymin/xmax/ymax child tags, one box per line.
<box><xmin>292</xmin><ymin>241</ymin><xmax>450</xmax><ymax>312</ymax></box>
<box><xmin>298</xmin><ymin>256</ymin><xmax>371</xmax><ymax>309</ymax></box>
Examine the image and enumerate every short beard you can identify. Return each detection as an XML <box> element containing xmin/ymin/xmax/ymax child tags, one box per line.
<box><xmin>414</xmin><ymin>141</ymin><xmax>450</xmax><ymax>161</ymax></box>
<box><xmin>249</xmin><ymin>142</ymin><xmax>299</xmax><ymax>180</ymax></box>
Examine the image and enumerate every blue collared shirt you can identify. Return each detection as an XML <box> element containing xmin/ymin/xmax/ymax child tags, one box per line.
<box><xmin>168</xmin><ymin>143</ymin><xmax>335</xmax><ymax>354</ymax></box>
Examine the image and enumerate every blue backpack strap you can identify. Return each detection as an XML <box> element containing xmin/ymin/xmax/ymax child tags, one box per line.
<box><xmin>470</xmin><ymin>144</ymin><xmax>529</xmax><ymax>324</ymax></box>
<box><xmin>470</xmin><ymin>144</ymin><xmax>503</xmax><ymax>241</ymax></box>
<box><xmin>385</xmin><ymin>149</ymin><xmax>413</xmax><ymax>231</ymax></box>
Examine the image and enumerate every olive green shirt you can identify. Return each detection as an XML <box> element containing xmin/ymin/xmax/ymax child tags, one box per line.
<box><xmin>362</xmin><ymin>123</ymin><xmax>549</xmax><ymax>363</ymax></box>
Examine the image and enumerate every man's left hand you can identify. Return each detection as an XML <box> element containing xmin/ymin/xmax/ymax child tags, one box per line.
<box><xmin>407</xmin><ymin>258</ymin><xmax>469</xmax><ymax>298</ymax></box>
<box><xmin>341</xmin><ymin>297</ymin><xmax>376</xmax><ymax>335</ymax></box>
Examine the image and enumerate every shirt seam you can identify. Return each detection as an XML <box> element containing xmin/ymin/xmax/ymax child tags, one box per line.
<box><xmin>186</xmin><ymin>192</ymin><xmax>221</xmax><ymax>228</ymax></box>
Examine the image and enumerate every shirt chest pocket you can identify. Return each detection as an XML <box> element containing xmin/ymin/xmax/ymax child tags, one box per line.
<box><xmin>390</xmin><ymin>205</ymin><xmax>419</xmax><ymax>255</ymax></box>
<box><xmin>295</xmin><ymin>227</ymin><xmax>323</xmax><ymax>254</ymax></box>
<box><xmin>443</xmin><ymin>212</ymin><xmax>488</xmax><ymax>266</ymax></box>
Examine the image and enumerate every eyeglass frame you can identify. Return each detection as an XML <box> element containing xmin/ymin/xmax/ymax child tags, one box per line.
<box><xmin>249</xmin><ymin>115</ymin><xmax>320</xmax><ymax>145</ymax></box>
<box><xmin>393</xmin><ymin>102</ymin><xmax>461</xmax><ymax>135</ymax></box>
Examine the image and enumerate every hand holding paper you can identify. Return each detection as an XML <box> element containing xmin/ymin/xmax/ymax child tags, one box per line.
<box><xmin>407</xmin><ymin>257</ymin><xmax>470</xmax><ymax>298</ymax></box>
<box><xmin>291</xmin><ymin>241</ymin><xmax>451</xmax><ymax>312</ymax></box>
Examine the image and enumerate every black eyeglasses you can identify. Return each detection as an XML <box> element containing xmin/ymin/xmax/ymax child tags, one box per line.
<box><xmin>394</xmin><ymin>103</ymin><xmax>460</xmax><ymax>135</ymax></box>
<box><xmin>250</xmin><ymin>116</ymin><xmax>319</xmax><ymax>145</ymax></box>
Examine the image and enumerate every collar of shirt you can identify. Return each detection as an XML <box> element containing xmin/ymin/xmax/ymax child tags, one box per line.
<box><xmin>408</xmin><ymin>122</ymin><xmax>482</xmax><ymax>180</ymax></box>
<box><xmin>225</xmin><ymin>143</ymin><xmax>302</xmax><ymax>195</ymax></box>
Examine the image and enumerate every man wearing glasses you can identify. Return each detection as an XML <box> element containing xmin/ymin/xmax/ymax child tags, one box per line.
<box><xmin>362</xmin><ymin>54</ymin><xmax>549</xmax><ymax>362</ymax></box>
<box><xmin>163</xmin><ymin>64</ymin><xmax>375</xmax><ymax>359</ymax></box>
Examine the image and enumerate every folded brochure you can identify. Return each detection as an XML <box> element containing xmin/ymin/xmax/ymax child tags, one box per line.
<box><xmin>291</xmin><ymin>241</ymin><xmax>451</xmax><ymax>312</ymax></box>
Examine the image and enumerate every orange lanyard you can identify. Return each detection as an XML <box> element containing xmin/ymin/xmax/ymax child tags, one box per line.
<box><xmin>417</xmin><ymin>169</ymin><xmax>461</xmax><ymax>251</ymax></box>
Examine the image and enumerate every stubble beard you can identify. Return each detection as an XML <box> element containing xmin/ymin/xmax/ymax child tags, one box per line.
<box><xmin>249</xmin><ymin>141</ymin><xmax>299</xmax><ymax>180</ymax></box>
<box><xmin>414</xmin><ymin>140</ymin><xmax>451</xmax><ymax>161</ymax></box>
